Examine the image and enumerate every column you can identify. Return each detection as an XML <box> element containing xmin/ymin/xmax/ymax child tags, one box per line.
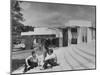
<box><xmin>59</xmin><ymin>38</ymin><xmax>63</xmax><ymax>47</ymax></box>
<box><xmin>87</xmin><ymin>27</ymin><xmax>92</xmax><ymax>42</ymax></box>
<box><xmin>77</xmin><ymin>27</ymin><xmax>82</xmax><ymax>44</ymax></box>
<box><xmin>58</xmin><ymin>29</ymin><xmax>63</xmax><ymax>47</ymax></box>
<box><xmin>68</xmin><ymin>28</ymin><xmax>72</xmax><ymax>46</ymax></box>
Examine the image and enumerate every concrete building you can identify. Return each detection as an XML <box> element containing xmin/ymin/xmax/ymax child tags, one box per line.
<box><xmin>63</xmin><ymin>20</ymin><xmax>96</xmax><ymax>46</ymax></box>
<box><xmin>21</xmin><ymin>27</ymin><xmax>62</xmax><ymax>49</ymax></box>
<box><xmin>20</xmin><ymin>20</ymin><xmax>95</xmax><ymax>49</ymax></box>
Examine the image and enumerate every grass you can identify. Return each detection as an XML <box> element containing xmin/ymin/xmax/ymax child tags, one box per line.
<box><xmin>11</xmin><ymin>59</ymin><xmax>25</xmax><ymax>72</ymax></box>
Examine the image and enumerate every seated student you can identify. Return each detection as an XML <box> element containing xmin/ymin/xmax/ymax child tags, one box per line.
<box><xmin>43</xmin><ymin>49</ymin><xmax>58</xmax><ymax>69</ymax></box>
<box><xmin>23</xmin><ymin>51</ymin><xmax>38</xmax><ymax>73</ymax></box>
<box><xmin>36</xmin><ymin>52</ymin><xmax>44</xmax><ymax>67</ymax></box>
<box><xmin>35</xmin><ymin>46</ymin><xmax>45</xmax><ymax>69</ymax></box>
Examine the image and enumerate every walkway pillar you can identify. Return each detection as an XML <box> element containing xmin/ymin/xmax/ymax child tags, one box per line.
<box><xmin>68</xmin><ymin>28</ymin><xmax>72</xmax><ymax>46</ymax></box>
<box><xmin>58</xmin><ymin>29</ymin><xmax>63</xmax><ymax>47</ymax></box>
<box><xmin>87</xmin><ymin>27</ymin><xmax>92</xmax><ymax>42</ymax></box>
<box><xmin>77</xmin><ymin>27</ymin><xmax>82</xmax><ymax>44</ymax></box>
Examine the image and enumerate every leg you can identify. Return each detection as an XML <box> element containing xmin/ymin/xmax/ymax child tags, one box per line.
<box><xmin>47</xmin><ymin>59</ymin><xmax>58</xmax><ymax>67</ymax></box>
<box><xmin>32</xmin><ymin>62</ymin><xmax>38</xmax><ymax>67</ymax></box>
<box><xmin>43</xmin><ymin>60</ymin><xmax>49</xmax><ymax>69</ymax></box>
<box><xmin>28</xmin><ymin>62</ymin><xmax>38</xmax><ymax>70</ymax></box>
<box><xmin>24</xmin><ymin>60</ymin><xmax>38</xmax><ymax>72</ymax></box>
<box><xmin>23</xmin><ymin>60</ymin><xmax>32</xmax><ymax>73</ymax></box>
<box><xmin>23</xmin><ymin>63</ymin><xmax>28</xmax><ymax>73</ymax></box>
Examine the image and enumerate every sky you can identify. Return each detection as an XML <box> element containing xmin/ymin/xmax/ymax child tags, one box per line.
<box><xmin>19</xmin><ymin>1</ymin><xmax>96</xmax><ymax>27</ymax></box>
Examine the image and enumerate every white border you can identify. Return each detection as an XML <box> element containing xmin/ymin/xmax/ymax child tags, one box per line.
<box><xmin>0</xmin><ymin>0</ymin><xmax>100</xmax><ymax>75</ymax></box>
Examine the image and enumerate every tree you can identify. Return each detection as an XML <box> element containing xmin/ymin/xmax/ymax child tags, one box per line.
<box><xmin>11</xmin><ymin>0</ymin><xmax>34</xmax><ymax>34</ymax></box>
<box><xmin>11</xmin><ymin>0</ymin><xmax>24</xmax><ymax>35</ymax></box>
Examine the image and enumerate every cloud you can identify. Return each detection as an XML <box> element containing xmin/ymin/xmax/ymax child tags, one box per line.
<box><xmin>20</xmin><ymin>2</ymin><xmax>95</xmax><ymax>27</ymax></box>
<box><xmin>20</xmin><ymin>2</ymin><xmax>31</xmax><ymax>10</ymax></box>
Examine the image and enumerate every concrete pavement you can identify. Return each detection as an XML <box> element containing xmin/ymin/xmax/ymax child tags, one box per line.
<box><xmin>12</xmin><ymin>40</ymin><xmax>96</xmax><ymax>74</ymax></box>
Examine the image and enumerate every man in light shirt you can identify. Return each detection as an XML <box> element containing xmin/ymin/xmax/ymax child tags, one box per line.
<box><xmin>43</xmin><ymin>49</ymin><xmax>58</xmax><ymax>69</ymax></box>
<box><xmin>23</xmin><ymin>51</ymin><xmax>38</xmax><ymax>72</ymax></box>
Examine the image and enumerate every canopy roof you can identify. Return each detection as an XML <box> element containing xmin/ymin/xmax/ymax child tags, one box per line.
<box><xmin>21</xmin><ymin>27</ymin><xmax>62</xmax><ymax>38</ymax></box>
<box><xmin>21</xmin><ymin>28</ymin><xmax>54</xmax><ymax>35</ymax></box>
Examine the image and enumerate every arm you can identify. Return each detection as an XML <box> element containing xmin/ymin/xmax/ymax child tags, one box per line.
<box><xmin>25</xmin><ymin>56</ymin><xmax>30</xmax><ymax>68</ymax></box>
<box><xmin>45</xmin><ymin>54</ymin><xmax>56</xmax><ymax>61</ymax></box>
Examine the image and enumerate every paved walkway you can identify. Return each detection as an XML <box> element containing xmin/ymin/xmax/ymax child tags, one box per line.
<box><xmin>12</xmin><ymin>40</ymin><xmax>96</xmax><ymax>74</ymax></box>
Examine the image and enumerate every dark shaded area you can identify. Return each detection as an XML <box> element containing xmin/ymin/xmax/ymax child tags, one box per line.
<box><xmin>11</xmin><ymin>74</ymin><xmax>19</xmax><ymax>75</ymax></box>
<box><xmin>63</xmin><ymin>28</ymin><xmax>68</xmax><ymax>46</ymax></box>
<box><xmin>11</xmin><ymin>59</ymin><xmax>25</xmax><ymax>72</ymax></box>
<box><xmin>71</xmin><ymin>39</ymin><xmax>77</xmax><ymax>44</ymax></box>
<box><xmin>52</xmin><ymin>38</ymin><xmax>59</xmax><ymax>47</ymax></box>
<box><xmin>71</xmin><ymin>28</ymin><xmax>77</xmax><ymax>44</ymax></box>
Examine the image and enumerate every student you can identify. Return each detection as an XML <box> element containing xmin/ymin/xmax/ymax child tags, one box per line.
<box><xmin>43</xmin><ymin>49</ymin><xmax>58</xmax><ymax>69</ymax></box>
<box><xmin>23</xmin><ymin>51</ymin><xmax>38</xmax><ymax>73</ymax></box>
<box><xmin>35</xmin><ymin>46</ymin><xmax>45</xmax><ymax>69</ymax></box>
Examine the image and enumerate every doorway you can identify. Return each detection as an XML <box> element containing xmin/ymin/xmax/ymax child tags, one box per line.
<box><xmin>71</xmin><ymin>27</ymin><xmax>78</xmax><ymax>44</ymax></box>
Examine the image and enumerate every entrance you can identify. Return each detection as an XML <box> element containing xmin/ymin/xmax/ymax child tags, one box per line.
<box><xmin>71</xmin><ymin>27</ymin><xmax>78</xmax><ymax>44</ymax></box>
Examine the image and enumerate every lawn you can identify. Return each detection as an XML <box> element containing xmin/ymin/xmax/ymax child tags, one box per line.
<box><xmin>11</xmin><ymin>59</ymin><xmax>25</xmax><ymax>72</ymax></box>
